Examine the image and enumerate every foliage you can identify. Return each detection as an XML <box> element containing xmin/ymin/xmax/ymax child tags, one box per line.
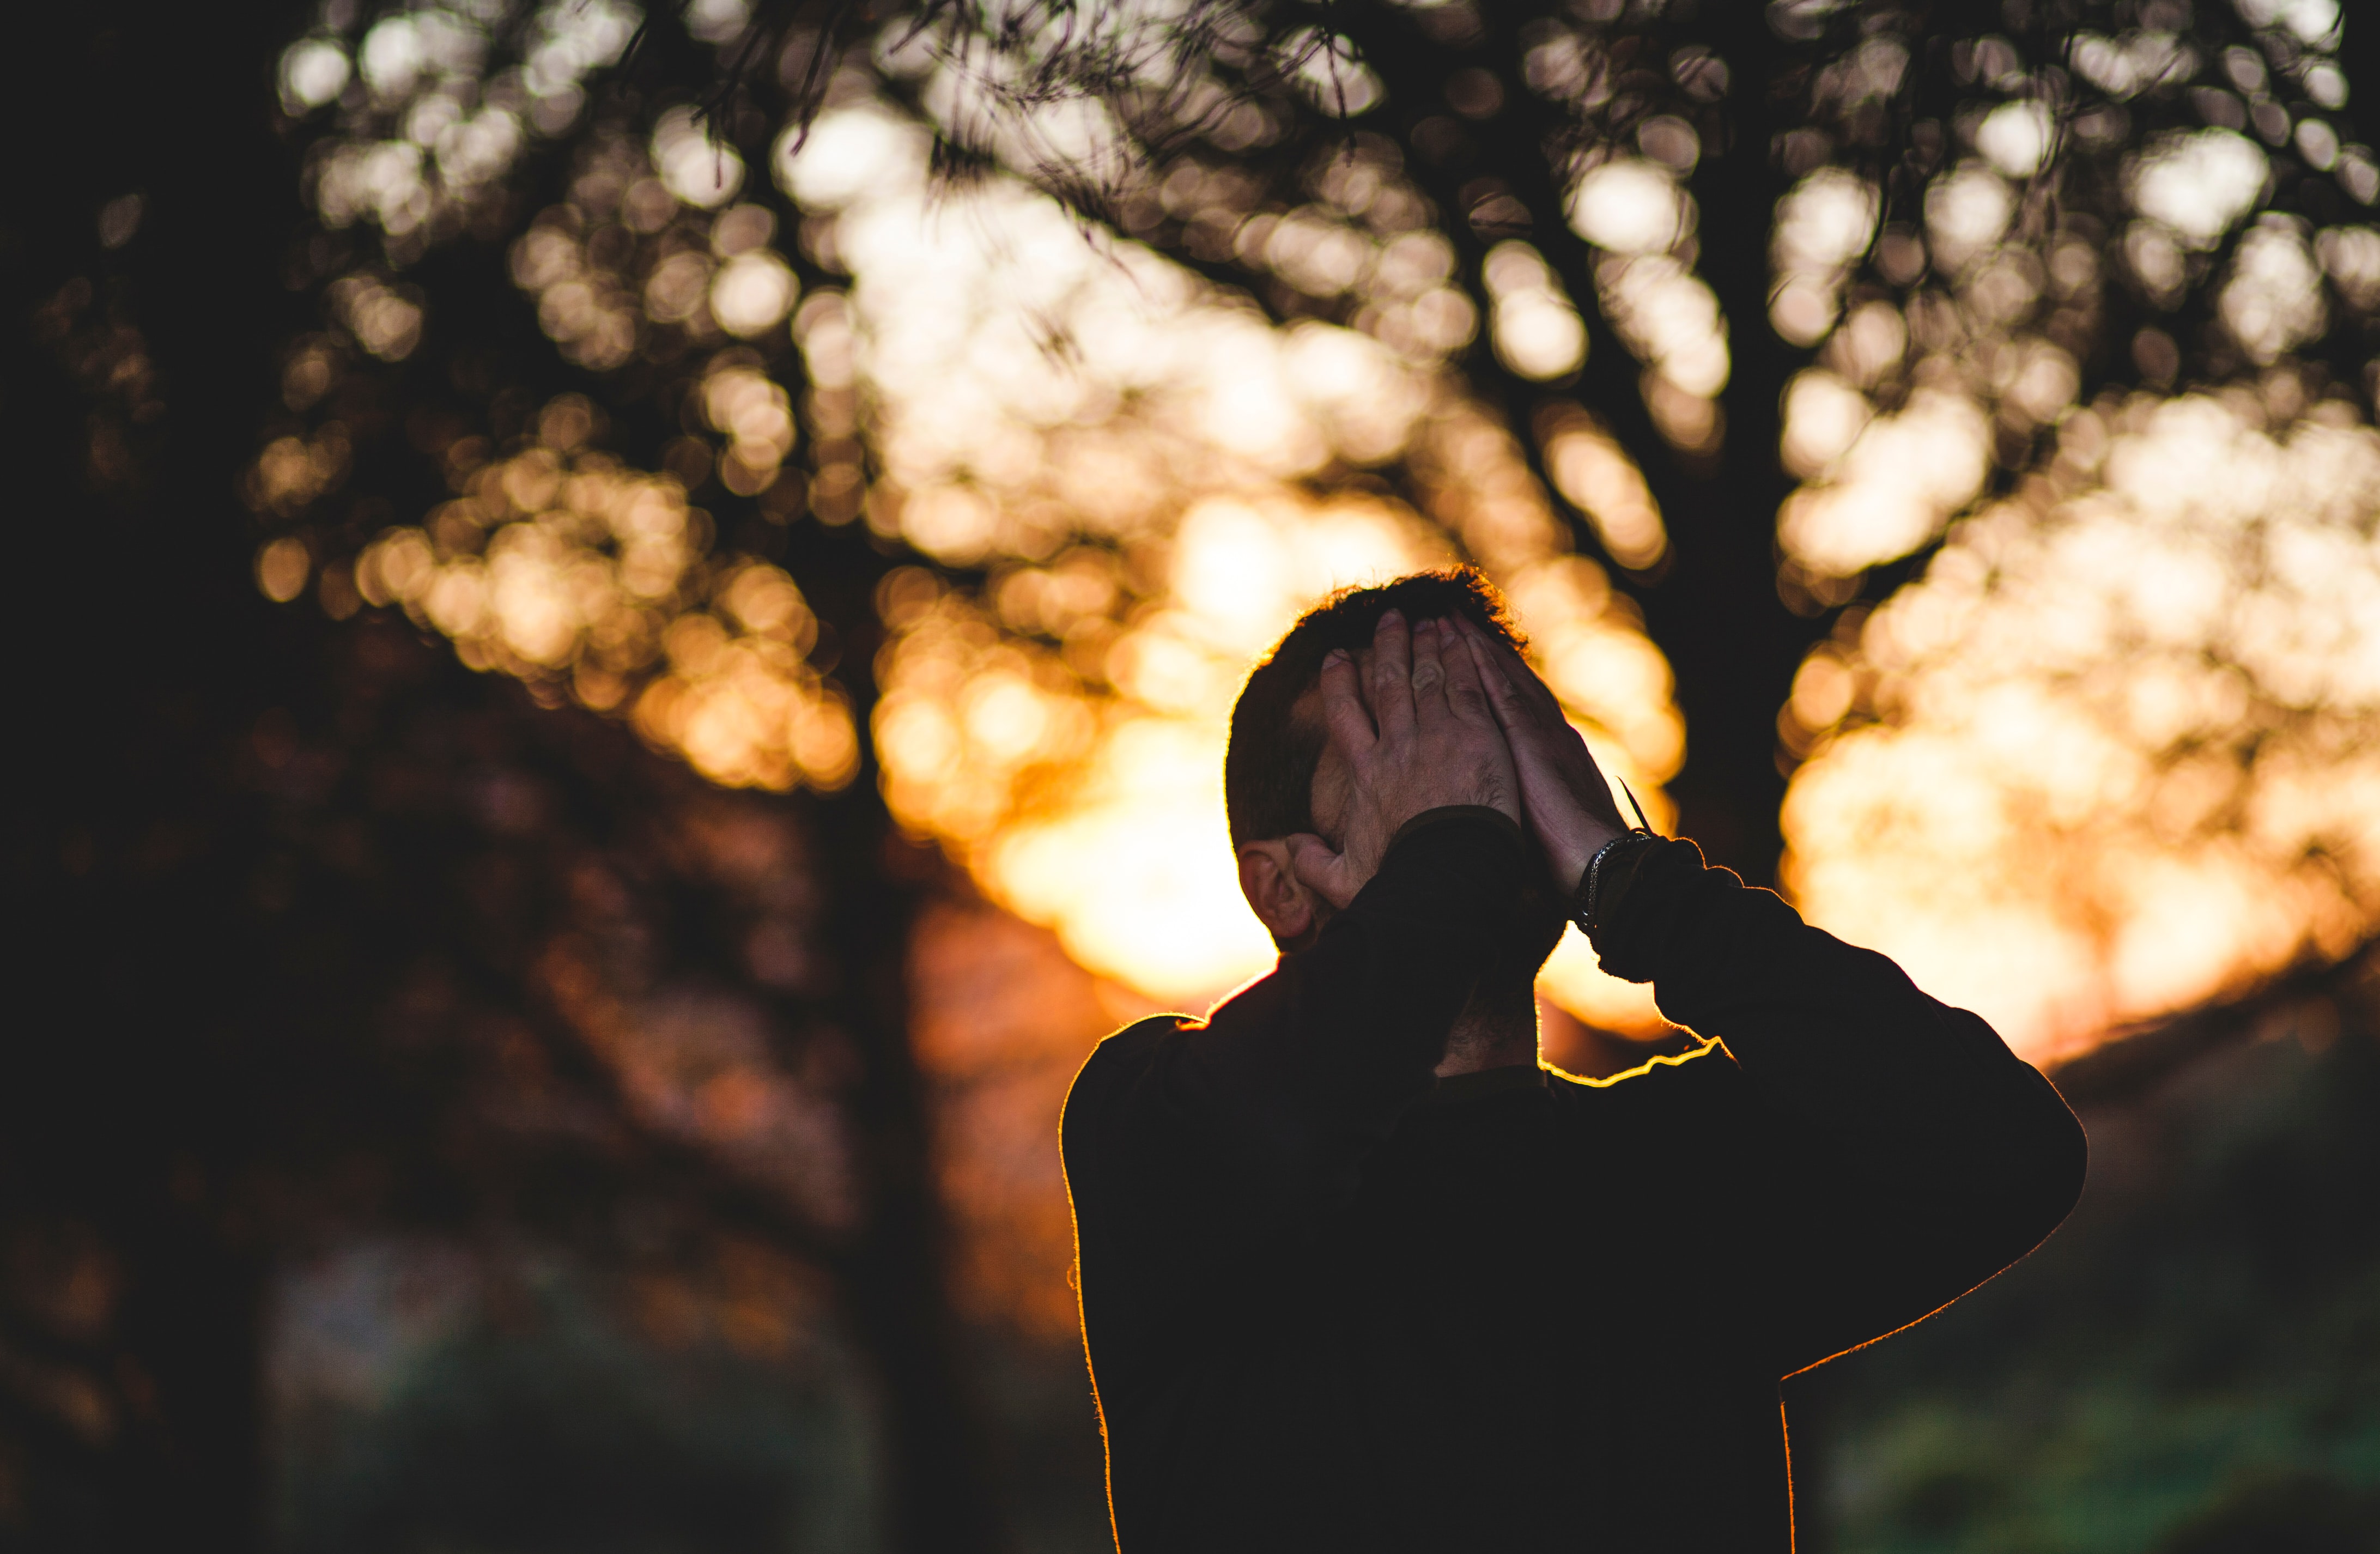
<box><xmin>256</xmin><ymin>0</ymin><xmax>2380</xmax><ymax>1044</ymax></box>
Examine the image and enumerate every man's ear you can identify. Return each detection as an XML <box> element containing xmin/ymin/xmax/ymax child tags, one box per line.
<box><xmin>1237</xmin><ymin>840</ymin><xmax>1321</xmax><ymax>950</ymax></box>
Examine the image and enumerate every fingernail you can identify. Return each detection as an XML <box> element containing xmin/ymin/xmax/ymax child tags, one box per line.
<box><xmin>1380</xmin><ymin>609</ymin><xmax>1402</xmax><ymax>626</ymax></box>
<box><xmin>1324</xmin><ymin>648</ymin><xmax>1348</xmax><ymax>665</ymax></box>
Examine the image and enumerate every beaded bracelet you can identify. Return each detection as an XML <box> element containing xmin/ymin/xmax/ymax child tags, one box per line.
<box><xmin>1570</xmin><ymin>779</ymin><xmax>1662</xmax><ymax>936</ymax></box>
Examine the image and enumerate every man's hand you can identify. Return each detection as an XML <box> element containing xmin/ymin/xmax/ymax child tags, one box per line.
<box><xmin>1285</xmin><ymin>611</ymin><xmax>1521</xmax><ymax>910</ymax></box>
<box><xmin>1454</xmin><ymin>616</ymin><xmax>1630</xmax><ymax>892</ymax></box>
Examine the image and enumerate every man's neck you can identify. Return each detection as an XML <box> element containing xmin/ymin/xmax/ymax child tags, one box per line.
<box><xmin>1434</xmin><ymin>985</ymin><xmax>1539</xmax><ymax>1077</ymax></box>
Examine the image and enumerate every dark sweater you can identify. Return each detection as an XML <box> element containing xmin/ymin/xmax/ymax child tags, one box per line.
<box><xmin>1060</xmin><ymin>809</ymin><xmax>2087</xmax><ymax>1552</ymax></box>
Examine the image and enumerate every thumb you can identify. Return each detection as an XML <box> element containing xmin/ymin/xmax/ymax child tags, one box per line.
<box><xmin>1285</xmin><ymin>833</ymin><xmax>1360</xmax><ymax>911</ymax></box>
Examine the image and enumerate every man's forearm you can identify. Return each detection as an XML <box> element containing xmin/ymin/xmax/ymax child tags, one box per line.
<box><xmin>1063</xmin><ymin>806</ymin><xmax>1541</xmax><ymax>1320</ymax></box>
<box><xmin>1222</xmin><ymin>806</ymin><xmax>1535</xmax><ymax>1107</ymax></box>
<box><xmin>1589</xmin><ymin>839</ymin><xmax>2086</xmax><ymax>1373</ymax></box>
<box><xmin>1593</xmin><ymin>839</ymin><xmax>2082</xmax><ymax>1160</ymax></box>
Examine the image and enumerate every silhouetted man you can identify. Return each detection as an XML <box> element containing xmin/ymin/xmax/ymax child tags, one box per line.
<box><xmin>1061</xmin><ymin>570</ymin><xmax>2086</xmax><ymax>1552</ymax></box>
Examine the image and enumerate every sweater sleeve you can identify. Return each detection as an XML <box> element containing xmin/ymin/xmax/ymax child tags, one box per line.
<box><xmin>1592</xmin><ymin>839</ymin><xmax>2088</xmax><ymax>1377</ymax></box>
<box><xmin>1062</xmin><ymin>808</ymin><xmax>1535</xmax><ymax>1360</ymax></box>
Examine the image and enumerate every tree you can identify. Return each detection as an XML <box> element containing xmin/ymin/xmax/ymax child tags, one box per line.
<box><xmin>10</xmin><ymin>2</ymin><xmax>1001</xmax><ymax>1546</ymax></box>
<box><xmin>813</xmin><ymin>0</ymin><xmax>2380</xmax><ymax>1055</ymax></box>
<box><xmin>15</xmin><ymin>0</ymin><xmax>2380</xmax><ymax>1546</ymax></box>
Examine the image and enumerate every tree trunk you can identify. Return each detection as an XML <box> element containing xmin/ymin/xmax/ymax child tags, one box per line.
<box><xmin>806</xmin><ymin>525</ymin><xmax>1012</xmax><ymax>1550</ymax></box>
<box><xmin>1337</xmin><ymin>2</ymin><xmax>1823</xmax><ymax>883</ymax></box>
<box><xmin>9</xmin><ymin>0</ymin><xmax>320</xmax><ymax>1545</ymax></box>
<box><xmin>113</xmin><ymin>1231</ymin><xmax>270</xmax><ymax>1553</ymax></box>
<box><xmin>1635</xmin><ymin>4</ymin><xmax>1820</xmax><ymax>884</ymax></box>
<box><xmin>817</xmin><ymin>781</ymin><xmax>1015</xmax><ymax>1554</ymax></box>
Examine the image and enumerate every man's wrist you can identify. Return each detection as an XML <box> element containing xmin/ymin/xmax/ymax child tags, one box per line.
<box><xmin>1569</xmin><ymin>828</ymin><xmax>1661</xmax><ymax>937</ymax></box>
<box><xmin>1554</xmin><ymin>821</ymin><xmax>1626</xmax><ymax>894</ymax></box>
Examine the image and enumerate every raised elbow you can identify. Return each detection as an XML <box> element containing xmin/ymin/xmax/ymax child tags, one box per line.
<box><xmin>2012</xmin><ymin>1083</ymin><xmax>2090</xmax><ymax>1245</ymax></box>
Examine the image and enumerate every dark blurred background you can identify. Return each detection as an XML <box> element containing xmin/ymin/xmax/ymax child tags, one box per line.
<box><xmin>7</xmin><ymin>0</ymin><xmax>2379</xmax><ymax>1549</ymax></box>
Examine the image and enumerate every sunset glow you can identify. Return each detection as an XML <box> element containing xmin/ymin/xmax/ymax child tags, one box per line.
<box><xmin>260</xmin><ymin>0</ymin><xmax>2380</xmax><ymax>1069</ymax></box>
<box><xmin>1784</xmin><ymin>390</ymin><xmax>2380</xmax><ymax>1061</ymax></box>
<box><xmin>268</xmin><ymin>57</ymin><xmax>1693</xmax><ymax>1031</ymax></box>
<box><xmin>804</xmin><ymin>106</ymin><xmax>1687</xmax><ymax>1020</ymax></box>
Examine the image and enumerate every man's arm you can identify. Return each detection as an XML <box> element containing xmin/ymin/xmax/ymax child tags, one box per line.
<box><xmin>1069</xmin><ymin>806</ymin><xmax>1535</xmax><ymax>1238</ymax></box>
<box><xmin>1463</xmin><ymin>620</ymin><xmax>2085</xmax><ymax>1374</ymax></box>
<box><xmin>1592</xmin><ymin>841</ymin><xmax>2087</xmax><ymax>1375</ymax></box>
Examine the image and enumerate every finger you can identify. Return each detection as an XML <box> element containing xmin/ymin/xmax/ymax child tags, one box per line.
<box><xmin>1285</xmin><ymin>832</ymin><xmax>1360</xmax><ymax>910</ymax></box>
<box><xmin>1407</xmin><ymin>617</ymin><xmax>1451</xmax><ymax>725</ymax></box>
<box><xmin>1369</xmin><ymin>609</ymin><xmax>1416</xmax><ymax>743</ymax></box>
<box><xmin>1515</xmin><ymin>649</ymin><xmax>1570</xmax><ymax>722</ymax></box>
<box><xmin>1314</xmin><ymin>647</ymin><xmax>1375</xmax><ymax>755</ymax></box>
<box><xmin>1476</xmin><ymin>623</ymin><xmax>1628</xmax><ymax>823</ymax></box>
<box><xmin>1454</xmin><ymin>616</ymin><xmax>1557</xmax><ymax>720</ymax></box>
<box><xmin>1461</xmin><ymin>623</ymin><xmax>1610</xmax><ymax>763</ymax></box>
<box><xmin>1437</xmin><ymin>617</ymin><xmax>1495</xmax><ymax>723</ymax></box>
<box><xmin>1459</xmin><ymin>619</ymin><xmax>1537</xmax><ymax>738</ymax></box>
<box><xmin>1465</xmin><ymin>627</ymin><xmax>1565</xmax><ymax>749</ymax></box>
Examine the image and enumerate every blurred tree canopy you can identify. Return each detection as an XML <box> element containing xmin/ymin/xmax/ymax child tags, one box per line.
<box><xmin>11</xmin><ymin>0</ymin><xmax>2380</xmax><ymax>1548</ymax></box>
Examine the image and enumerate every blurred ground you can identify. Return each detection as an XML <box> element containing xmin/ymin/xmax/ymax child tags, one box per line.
<box><xmin>268</xmin><ymin>1243</ymin><xmax>1108</xmax><ymax>1553</ymax></box>
<box><xmin>1795</xmin><ymin>972</ymin><xmax>2380</xmax><ymax>1554</ymax></box>
<box><xmin>263</xmin><ymin>915</ymin><xmax>2380</xmax><ymax>1554</ymax></box>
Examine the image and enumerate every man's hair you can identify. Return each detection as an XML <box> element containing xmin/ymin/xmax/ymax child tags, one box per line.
<box><xmin>1224</xmin><ymin>567</ymin><xmax>1526</xmax><ymax>848</ymax></box>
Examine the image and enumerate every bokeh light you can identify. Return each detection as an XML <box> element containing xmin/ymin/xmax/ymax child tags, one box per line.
<box><xmin>1754</xmin><ymin>2</ymin><xmax>2380</xmax><ymax>1054</ymax></box>
<box><xmin>781</xmin><ymin>101</ymin><xmax>1685</xmax><ymax>1021</ymax></box>
<box><xmin>258</xmin><ymin>27</ymin><xmax>1696</xmax><ymax>1035</ymax></box>
<box><xmin>342</xmin><ymin>397</ymin><xmax>857</xmax><ymax>793</ymax></box>
<box><xmin>1566</xmin><ymin>154</ymin><xmax>1729</xmax><ymax>452</ymax></box>
<box><xmin>1539</xmin><ymin>406</ymin><xmax>1669</xmax><ymax>571</ymax></box>
<box><xmin>1784</xmin><ymin>388</ymin><xmax>2380</xmax><ymax>1061</ymax></box>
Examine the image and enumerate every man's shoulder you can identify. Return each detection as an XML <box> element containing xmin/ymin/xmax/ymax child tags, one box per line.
<box><xmin>1085</xmin><ymin>1011</ymin><xmax>1204</xmax><ymax>1070</ymax></box>
<box><xmin>1061</xmin><ymin>1014</ymin><xmax>1203</xmax><ymax>1142</ymax></box>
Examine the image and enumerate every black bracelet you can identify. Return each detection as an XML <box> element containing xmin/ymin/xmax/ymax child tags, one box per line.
<box><xmin>1572</xmin><ymin>831</ymin><xmax>1657</xmax><ymax>936</ymax></box>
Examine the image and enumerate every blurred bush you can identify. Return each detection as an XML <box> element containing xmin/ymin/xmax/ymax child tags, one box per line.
<box><xmin>1796</xmin><ymin>967</ymin><xmax>2380</xmax><ymax>1554</ymax></box>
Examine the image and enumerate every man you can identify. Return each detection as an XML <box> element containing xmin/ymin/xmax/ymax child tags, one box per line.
<box><xmin>1061</xmin><ymin>569</ymin><xmax>2086</xmax><ymax>1552</ymax></box>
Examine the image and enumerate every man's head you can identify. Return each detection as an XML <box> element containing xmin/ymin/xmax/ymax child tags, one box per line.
<box><xmin>1227</xmin><ymin>567</ymin><xmax>1561</xmax><ymax>964</ymax></box>
<box><xmin>1227</xmin><ymin>568</ymin><xmax>1522</xmax><ymax>849</ymax></box>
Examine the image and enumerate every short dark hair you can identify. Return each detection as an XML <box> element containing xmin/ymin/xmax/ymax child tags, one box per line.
<box><xmin>1224</xmin><ymin>567</ymin><xmax>1526</xmax><ymax>848</ymax></box>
